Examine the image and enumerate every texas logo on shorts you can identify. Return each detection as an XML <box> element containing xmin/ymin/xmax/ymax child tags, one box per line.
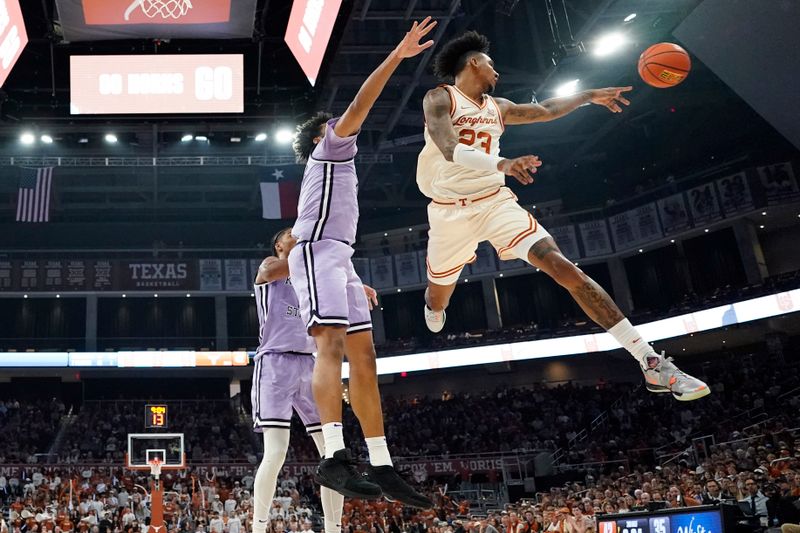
<box><xmin>82</xmin><ymin>0</ymin><xmax>231</xmax><ymax>25</ymax></box>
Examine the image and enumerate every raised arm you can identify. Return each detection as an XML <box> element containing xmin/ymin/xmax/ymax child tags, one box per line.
<box><xmin>256</xmin><ymin>256</ymin><xmax>288</xmax><ymax>284</ymax></box>
<box><xmin>334</xmin><ymin>17</ymin><xmax>437</xmax><ymax>138</ymax></box>
<box><xmin>494</xmin><ymin>86</ymin><xmax>632</xmax><ymax>125</ymax></box>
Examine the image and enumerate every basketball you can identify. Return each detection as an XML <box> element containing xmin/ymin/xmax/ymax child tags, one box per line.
<box><xmin>638</xmin><ymin>42</ymin><xmax>691</xmax><ymax>88</ymax></box>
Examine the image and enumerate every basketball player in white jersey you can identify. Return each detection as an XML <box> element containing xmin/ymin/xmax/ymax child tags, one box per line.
<box><xmin>417</xmin><ymin>31</ymin><xmax>709</xmax><ymax>401</ymax></box>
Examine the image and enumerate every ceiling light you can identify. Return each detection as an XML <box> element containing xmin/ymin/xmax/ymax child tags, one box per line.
<box><xmin>195</xmin><ymin>135</ymin><xmax>208</xmax><ymax>142</ymax></box>
<box><xmin>623</xmin><ymin>13</ymin><xmax>636</xmax><ymax>22</ymax></box>
<box><xmin>396</xmin><ymin>288</ymin><xmax>402</xmax><ymax>293</ymax></box>
<box><xmin>254</xmin><ymin>132</ymin><xmax>268</xmax><ymax>142</ymax></box>
<box><xmin>105</xmin><ymin>133</ymin><xmax>118</xmax><ymax>143</ymax></box>
<box><xmin>464</xmin><ymin>279</ymin><xmax>469</xmax><ymax>282</ymax></box>
<box><xmin>594</xmin><ymin>32</ymin><xmax>628</xmax><ymax>57</ymax></box>
<box><xmin>704</xmin><ymin>229</ymin><xmax>709</xmax><ymax>233</ymax></box>
<box><xmin>186</xmin><ymin>293</ymin><xmax>191</xmax><ymax>297</ymax></box>
<box><xmin>20</xmin><ymin>132</ymin><xmax>35</xmax><ymax>145</ymax></box>
<box><xmin>230</xmin><ymin>136</ymin><xmax>241</xmax><ymax>143</ymax></box>
<box><xmin>275</xmin><ymin>128</ymin><xmax>294</xmax><ymax>144</ymax></box>
<box><xmin>761</xmin><ymin>211</ymin><xmax>767</xmax><ymax>216</ymax></box>
<box><xmin>181</xmin><ymin>134</ymin><xmax>193</xmax><ymax>142</ymax></box>
<box><xmin>23</xmin><ymin>294</ymin><xmax>28</xmax><ymax>298</ymax></box>
<box><xmin>41</xmin><ymin>134</ymin><xmax>54</xmax><ymax>144</ymax></box>
<box><xmin>555</xmin><ymin>79</ymin><xmax>580</xmax><ymax>97</ymax></box>
<box><xmin>78</xmin><ymin>137</ymin><xmax>89</xmax><ymax>144</ymax></box>
<box><xmin>759</xmin><ymin>225</ymin><xmax>765</xmax><ymax>229</ymax></box>
<box><xmin>56</xmin><ymin>294</ymin><xmax>61</xmax><ymax>298</ymax></box>
<box><xmin>154</xmin><ymin>293</ymin><xmax>158</xmax><ymax>298</ymax></box>
<box><xmin>638</xmin><ymin>249</ymin><xmax>643</xmax><ymax>253</ymax></box>
<box><xmin>122</xmin><ymin>294</ymin><xmax>127</xmax><ymax>298</ymax></box>
<box><xmin>670</xmin><ymin>239</ymin><xmax>675</xmax><ymax>243</ymax></box>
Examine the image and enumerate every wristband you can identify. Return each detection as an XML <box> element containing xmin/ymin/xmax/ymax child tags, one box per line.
<box><xmin>452</xmin><ymin>142</ymin><xmax>503</xmax><ymax>173</ymax></box>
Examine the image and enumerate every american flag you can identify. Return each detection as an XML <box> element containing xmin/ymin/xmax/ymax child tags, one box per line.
<box><xmin>16</xmin><ymin>167</ymin><xmax>53</xmax><ymax>223</ymax></box>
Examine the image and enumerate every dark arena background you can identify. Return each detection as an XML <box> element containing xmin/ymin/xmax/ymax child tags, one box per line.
<box><xmin>1</xmin><ymin>1</ymin><xmax>800</xmax><ymax>533</ymax></box>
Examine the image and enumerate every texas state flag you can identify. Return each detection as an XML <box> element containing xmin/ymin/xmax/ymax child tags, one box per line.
<box><xmin>260</xmin><ymin>168</ymin><xmax>300</xmax><ymax>219</ymax></box>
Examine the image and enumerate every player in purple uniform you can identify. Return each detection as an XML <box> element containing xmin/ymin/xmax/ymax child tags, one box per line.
<box><xmin>287</xmin><ymin>18</ymin><xmax>437</xmax><ymax>508</ymax></box>
<box><xmin>251</xmin><ymin>228</ymin><xmax>378</xmax><ymax>533</ymax></box>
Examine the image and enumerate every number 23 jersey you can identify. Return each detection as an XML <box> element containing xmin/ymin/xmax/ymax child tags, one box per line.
<box><xmin>416</xmin><ymin>84</ymin><xmax>506</xmax><ymax>200</ymax></box>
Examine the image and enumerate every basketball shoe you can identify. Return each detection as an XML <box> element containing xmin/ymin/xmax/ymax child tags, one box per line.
<box><xmin>424</xmin><ymin>305</ymin><xmax>446</xmax><ymax>333</ymax></box>
<box><xmin>316</xmin><ymin>449</ymin><xmax>382</xmax><ymax>500</ymax></box>
<box><xmin>365</xmin><ymin>465</ymin><xmax>433</xmax><ymax>508</ymax></box>
<box><xmin>642</xmin><ymin>352</ymin><xmax>710</xmax><ymax>401</ymax></box>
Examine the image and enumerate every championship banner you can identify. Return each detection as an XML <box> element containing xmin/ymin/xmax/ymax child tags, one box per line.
<box><xmin>716</xmin><ymin>171</ymin><xmax>754</xmax><ymax>215</ymax></box>
<box><xmin>394</xmin><ymin>252</ymin><xmax>420</xmax><ymax>286</ymax></box>
<box><xmin>351</xmin><ymin>257</ymin><xmax>371</xmax><ymax>286</ymax></box>
<box><xmin>198</xmin><ymin>259</ymin><xmax>222</xmax><ymax>291</ymax></box>
<box><xmin>609</xmin><ymin>210</ymin><xmax>638</xmax><ymax>251</ymax></box>
<box><xmin>42</xmin><ymin>260</ymin><xmax>92</xmax><ymax>291</ymax></box>
<box><xmin>55</xmin><ymin>0</ymin><xmax>258</xmax><ymax>41</ymax></box>
<box><xmin>224</xmin><ymin>259</ymin><xmax>248</xmax><ymax>291</ymax></box>
<box><xmin>657</xmin><ymin>193</ymin><xmax>691</xmax><ymax>235</ymax></box>
<box><xmin>548</xmin><ymin>225</ymin><xmax>580</xmax><ymax>260</ymax></box>
<box><xmin>687</xmin><ymin>183</ymin><xmax>723</xmax><ymax>225</ymax></box>
<box><xmin>470</xmin><ymin>242</ymin><xmax>498</xmax><ymax>274</ymax></box>
<box><xmin>578</xmin><ymin>220</ymin><xmax>613</xmax><ymax>257</ymax></box>
<box><xmin>369</xmin><ymin>256</ymin><xmax>394</xmax><ymax>289</ymax></box>
<box><xmin>632</xmin><ymin>203</ymin><xmax>663</xmax><ymax>244</ymax></box>
<box><xmin>757</xmin><ymin>161</ymin><xmax>799</xmax><ymax>204</ymax></box>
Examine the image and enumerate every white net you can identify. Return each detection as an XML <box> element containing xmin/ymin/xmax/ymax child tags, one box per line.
<box><xmin>129</xmin><ymin>0</ymin><xmax>193</xmax><ymax>20</ymax></box>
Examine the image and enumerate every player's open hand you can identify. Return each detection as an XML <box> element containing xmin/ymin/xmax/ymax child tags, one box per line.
<box><xmin>363</xmin><ymin>284</ymin><xmax>379</xmax><ymax>310</ymax></box>
<box><xmin>394</xmin><ymin>16</ymin><xmax>437</xmax><ymax>59</ymax></box>
<box><xmin>588</xmin><ymin>86</ymin><xmax>632</xmax><ymax>113</ymax></box>
<box><xmin>498</xmin><ymin>155</ymin><xmax>542</xmax><ymax>185</ymax></box>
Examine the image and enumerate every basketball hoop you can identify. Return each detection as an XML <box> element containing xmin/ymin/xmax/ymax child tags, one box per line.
<box><xmin>148</xmin><ymin>458</ymin><xmax>163</xmax><ymax>479</ymax></box>
<box><xmin>124</xmin><ymin>0</ymin><xmax>194</xmax><ymax>21</ymax></box>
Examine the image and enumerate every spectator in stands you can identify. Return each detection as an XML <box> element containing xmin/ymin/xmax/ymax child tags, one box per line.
<box><xmin>666</xmin><ymin>486</ymin><xmax>700</xmax><ymax>508</ymax></box>
<box><xmin>740</xmin><ymin>477</ymin><xmax>769</xmax><ymax>517</ymax></box>
<box><xmin>700</xmin><ymin>479</ymin><xmax>726</xmax><ymax>504</ymax></box>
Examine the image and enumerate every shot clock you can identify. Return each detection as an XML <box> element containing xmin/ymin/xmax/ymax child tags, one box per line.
<box><xmin>145</xmin><ymin>404</ymin><xmax>168</xmax><ymax>429</ymax></box>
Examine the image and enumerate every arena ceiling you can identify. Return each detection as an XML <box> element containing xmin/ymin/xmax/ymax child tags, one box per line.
<box><xmin>1</xmin><ymin>0</ymin><xmax>798</xmax><ymax>226</ymax></box>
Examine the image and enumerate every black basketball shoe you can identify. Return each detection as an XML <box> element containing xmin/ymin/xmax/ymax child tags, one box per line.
<box><xmin>316</xmin><ymin>449</ymin><xmax>382</xmax><ymax>500</ymax></box>
<box><xmin>366</xmin><ymin>465</ymin><xmax>433</xmax><ymax>508</ymax></box>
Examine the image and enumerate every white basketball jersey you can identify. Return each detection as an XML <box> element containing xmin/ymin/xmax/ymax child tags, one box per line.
<box><xmin>417</xmin><ymin>85</ymin><xmax>505</xmax><ymax>199</ymax></box>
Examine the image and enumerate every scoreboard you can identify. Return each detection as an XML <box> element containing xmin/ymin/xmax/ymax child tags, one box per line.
<box><xmin>597</xmin><ymin>508</ymin><xmax>724</xmax><ymax>533</ymax></box>
<box><xmin>145</xmin><ymin>404</ymin><xmax>168</xmax><ymax>429</ymax></box>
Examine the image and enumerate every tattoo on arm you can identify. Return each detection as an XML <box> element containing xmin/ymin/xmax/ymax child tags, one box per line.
<box><xmin>423</xmin><ymin>88</ymin><xmax>460</xmax><ymax>161</ymax></box>
<box><xmin>497</xmin><ymin>92</ymin><xmax>592</xmax><ymax>125</ymax></box>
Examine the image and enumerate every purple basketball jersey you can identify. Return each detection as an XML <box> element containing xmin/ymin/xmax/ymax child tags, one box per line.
<box><xmin>292</xmin><ymin>118</ymin><xmax>360</xmax><ymax>245</ymax></box>
<box><xmin>253</xmin><ymin>277</ymin><xmax>316</xmax><ymax>357</ymax></box>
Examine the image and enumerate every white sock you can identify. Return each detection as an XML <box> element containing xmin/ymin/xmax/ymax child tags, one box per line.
<box><xmin>607</xmin><ymin>318</ymin><xmax>657</xmax><ymax>365</ymax></box>
<box><xmin>311</xmin><ymin>432</ymin><xmax>344</xmax><ymax>533</ymax></box>
<box><xmin>365</xmin><ymin>436</ymin><xmax>393</xmax><ymax>467</ymax></box>
<box><xmin>253</xmin><ymin>429</ymin><xmax>290</xmax><ymax>533</ymax></box>
<box><xmin>321</xmin><ymin>422</ymin><xmax>345</xmax><ymax>459</ymax></box>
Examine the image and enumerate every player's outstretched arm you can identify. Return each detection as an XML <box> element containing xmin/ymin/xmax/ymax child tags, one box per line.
<box><xmin>256</xmin><ymin>256</ymin><xmax>288</xmax><ymax>284</ymax></box>
<box><xmin>334</xmin><ymin>17</ymin><xmax>437</xmax><ymax>138</ymax></box>
<box><xmin>494</xmin><ymin>86</ymin><xmax>632</xmax><ymax>125</ymax></box>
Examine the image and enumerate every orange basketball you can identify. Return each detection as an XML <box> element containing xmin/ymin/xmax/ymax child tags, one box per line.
<box><xmin>638</xmin><ymin>42</ymin><xmax>691</xmax><ymax>88</ymax></box>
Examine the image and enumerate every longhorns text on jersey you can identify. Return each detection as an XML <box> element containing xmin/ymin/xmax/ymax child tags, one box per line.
<box><xmin>417</xmin><ymin>84</ymin><xmax>506</xmax><ymax>200</ymax></box>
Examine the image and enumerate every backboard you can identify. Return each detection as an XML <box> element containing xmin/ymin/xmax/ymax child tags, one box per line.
<box><xmin>126</xmin><ymin>433</ymin><xmax>185</xmax><ymax>470</ymax></box>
